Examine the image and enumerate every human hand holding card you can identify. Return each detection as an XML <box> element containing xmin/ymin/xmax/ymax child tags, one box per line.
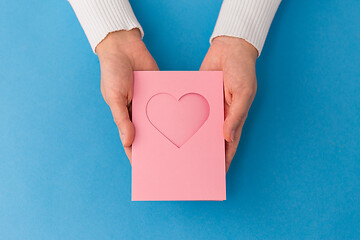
<box><xmin>132</xmin><ymin>71</ymin><xmax>226</xmax><ymax>201</ymax></box>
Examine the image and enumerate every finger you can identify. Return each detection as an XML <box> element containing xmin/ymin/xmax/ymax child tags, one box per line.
<box><xmin>124</xmin><ymin>146</ymin><xmax>132</xmax><ymax>165</ymax></box>
<box><xmin>223</xmin><ymin>89</ymin><xmax>254</xmax><ymax>143</ymax></box>
<box><xmin>225</xmin><ymin>123</ymin><xmax>243</xmax><ymax>172</ymax></box>
<box><xmin>108</xmin><ymin>99</ymin><xmax>135</xmax><ymax>148</ymax></box>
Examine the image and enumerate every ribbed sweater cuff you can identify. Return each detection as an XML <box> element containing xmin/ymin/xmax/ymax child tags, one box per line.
<box><xmin>210</xmin><ymin>0</ymin><xmax>281</xmax><ymax>56</ymax></box>
<box><xmin>69</xmin><ymin>0</ymin><xmax>143</xmax><ymax>52</ymax></box>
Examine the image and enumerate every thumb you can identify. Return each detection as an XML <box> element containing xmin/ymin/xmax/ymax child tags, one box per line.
<box><xmin>223</xmin><ymin>90</ymin><xmax>253</xmax><ymax>143</ymax></box>
<box><xmin>108</xmin><ymin>99</ymin><xmax>135</xmax><ymax>147</ymax></box>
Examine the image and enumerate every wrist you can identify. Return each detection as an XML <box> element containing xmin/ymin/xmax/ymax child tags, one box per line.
<box><xmin>212</xmin><ymin>36</ymin><xmax>258</xmax><ymax>61</ymax></box>
<box><xmin>95</xmin><ymin>29</ymin><xmax>142</xmax><ymax>55</ymax></box>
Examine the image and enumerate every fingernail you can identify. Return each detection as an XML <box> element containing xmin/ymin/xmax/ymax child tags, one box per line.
<box><xmin>120</xmin><ymin>130</ymin><xmax>125</xmax><ymax>137</ymax></box>
<box><xmin>119</xmin><ymin>130</ymin><xmax>126</xmax><ymax>142</ymax></box>
<box><xmin>230</xmin><ymin>130</ymin><xmax>235</xmax><ymax>142</ymax></box>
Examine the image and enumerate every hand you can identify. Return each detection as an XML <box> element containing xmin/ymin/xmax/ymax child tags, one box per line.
<box><xmin>200</xmin><ymin>36</ymin><xmax>258</xmax><ymax>172</ymax></box>
<box><xmin>96</xmin><ymin>29</ymin><xmax>158</xmax><ymax>164</ymax></box>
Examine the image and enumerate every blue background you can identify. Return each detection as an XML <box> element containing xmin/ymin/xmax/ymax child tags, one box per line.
<box><xmin>0</xmin><ymin>0</ymin><xmax>359</xmax><ymax>239</ymax></box>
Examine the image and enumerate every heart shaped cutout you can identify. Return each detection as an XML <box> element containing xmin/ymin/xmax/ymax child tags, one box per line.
<box><xmin>146</xmin><ymin>93</ymin><xmax>210</xmax><ymax>148</ymax></box>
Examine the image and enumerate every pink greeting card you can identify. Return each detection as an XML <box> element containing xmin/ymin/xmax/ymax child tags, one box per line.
<box><xmin>132</xmin><ymin>71</ymin><xmax>226</xmax><ymax>201</ymax></box>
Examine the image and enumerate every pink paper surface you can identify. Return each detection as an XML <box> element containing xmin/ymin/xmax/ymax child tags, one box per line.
<box><xmin>132</xmin><ymin>71</ymin><xmax>226</xmax><ymax>201</ymax></box>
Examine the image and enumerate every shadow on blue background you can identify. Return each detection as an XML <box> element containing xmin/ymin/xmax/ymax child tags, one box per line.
<box><xmin>0</xmin><ymin>0</ymin><xmax>359</xmax><ymax>239</ymax></box>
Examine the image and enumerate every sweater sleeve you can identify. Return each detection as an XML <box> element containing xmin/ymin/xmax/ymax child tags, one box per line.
<box><xmin>210</xmin><ymin>0</ymin><xmax>281</xmax><ymax>56</ymax></box>
<box><xmin>68</xmin><ymin>0</ymin><xmax>143</xmax><ymax>52</ymax></box>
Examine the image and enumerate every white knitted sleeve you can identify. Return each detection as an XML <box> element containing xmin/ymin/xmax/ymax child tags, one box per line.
<box><xmin>211</xmin><ymin>0</ymin><xmax>281</xmax><ymax>55</ymax></box>
<box><xmin>68</xmin><ymin>0</ymin><xmax>143</xmax><ymax>52</ymax></box>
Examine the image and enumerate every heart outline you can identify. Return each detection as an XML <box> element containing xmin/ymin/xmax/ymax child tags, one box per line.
<box><xmin>146</xmin><ymin>92</ymin><xmax>210</xmax><ymax>148</ymax></box>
